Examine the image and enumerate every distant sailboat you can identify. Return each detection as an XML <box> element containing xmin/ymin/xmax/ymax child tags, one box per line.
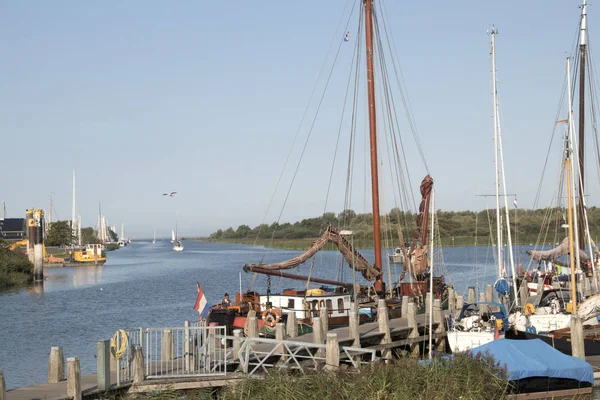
<box><xmin>171</xmin><ymin>229</ymin><xmax>175</xmax><ymax>244</ymax></box>
<box><xmin>173</xmin><ymin>221</ymin><xmax>184</xmax><ymax>252</ymax></box>
<box><xmin>152</xmin><ymin>228</ymin><xmax>156</xmax><ymax>244</ymax></box>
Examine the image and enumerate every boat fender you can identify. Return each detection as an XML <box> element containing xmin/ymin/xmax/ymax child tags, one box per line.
<box><xmin>523</xmin><ymin>303</ymin><xmax>535</xmax><ymax>315</ymax></box>
<box><xmin>262</xmin><ymin>308</ymin><xmax>280</xmax><ymax>327</ymax></box>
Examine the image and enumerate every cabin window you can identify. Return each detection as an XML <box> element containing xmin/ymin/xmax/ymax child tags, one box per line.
<box><xmin>287</xmin><ymin>299</ymin><xmax>295</xmax><ymax>309</ymax></box>
<box><xmin>337</xmin><ymin>298</ymin><xmax>344</xmax><ymax>313</ymax></box>
<box><xmin>326</xmin><ymin>299</ymin><xmax>333</xmax><ymax>314</ymax></box>
<box><xmin>319</xmin><ymin>300</ymin><xmax>325</xmax><ymax>309</ymax></box>
<box><xmin>312</xmin><ymin>300</ymin><xmax>319</xmax><ymax>310</ymax></box>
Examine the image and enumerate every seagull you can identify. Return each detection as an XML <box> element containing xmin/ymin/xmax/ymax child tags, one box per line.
<box><xmin>162</xmin><ymin>191</ymin><xmax>177</xmax><ymax>197</ymax></box>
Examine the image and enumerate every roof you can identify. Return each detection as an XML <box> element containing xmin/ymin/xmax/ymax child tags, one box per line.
<box><xmin>0</xmin><ymin>218</ymin><xmax>25</xmax><ymax>233</ymax></box>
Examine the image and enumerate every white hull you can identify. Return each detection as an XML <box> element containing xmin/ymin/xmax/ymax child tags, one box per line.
<box><xmin>173</xmin><ymin>245</ymin><xmax>184</xmax><ymax>252</ymax></box>
<box><xmin>528</xmin><ymin>313</ymin><xmax>571</xmax><ymax>334</ymax></box>
<box><xmin>447</xmin><ymin>330</ymin><xmax>500</xmax><ymax>353</ymax></box>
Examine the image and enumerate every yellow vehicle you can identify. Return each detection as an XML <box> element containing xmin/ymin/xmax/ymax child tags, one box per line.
<box><xmin>72</xmin><ymin>244</ymin><xmax>106</xmax><ymax>265</ymax></box>
<box><xmin>8</xmin><ymin>239</ymin><xmax>48</xmax><ymax>260</ymax></box>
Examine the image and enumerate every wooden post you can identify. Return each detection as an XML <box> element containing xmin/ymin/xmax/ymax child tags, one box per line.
<box><xmin>446</xmin><ymin>289</ymin><xmax>455</xmax><ymax>312</ymax></box>
<box><xmin>232</xmin><ymin>329</ymin><xmax>243</xmax><ymax>361</ymax></box>
<box><xmin>401</xmin><ymin>296</ymin><xmax>409</xmax><ymax>317</ymax></box>
<box><xmin>48</xmin><ymin>346</ymin><xmax>64</xmax><ymax>383</ymax></box>
<box><xmin>161</xmin><ymin>329</ymin><xmax>174</xmax><ymax>361</ymax></box>
<box><xmin>479</xmin><ymin>292</ymin><xmax>486</xmax><ymax>302</ymax></box>
<box><xmin>407</xmin><ymin>302</ymin><xmax>419</xmax><ymax>357</ymax></box>
<box><xmin>570</xmin><ymin>315</ymin><xmax>585</xmax><ymax>360</ymax></box>
<box><xmin>537</xmin><ymin>277</ymin><xmax>544</xmax><ymax>296</ymax></box>
<box><xmin>67</xmin><ymin>357</ymin><xmax>81</xmax><ymax>400</ymax></box>
<box><xmin>433</xmin><ymin>299</ymin><xmax>446</xmax><ymax>352</ymax></box>
<box><xmin>425</xmin><ymin>293</ymin><xmax>432</xmax><ymax>315</ymax></box>
<box><xmin>247</xmin><ymin>316</ymin><xmax>259</xmax><ymax>338</ymax></box>
<box><xmin>275</xmin><ymin>322</ymin><xmax>286</xmax><ymax>359</ymax></box>
<box><xmin>325</xmin><ymin>333</ymin><xmax>339</xmax><ymax>371</ymax></box>
<box><xmin>349</xmin><ymin>311</ymin><xmax>361</xmax><ymax>348</ymax></box>
<box><xmin>378</xmin><ymin>299</ymin><xmax>391</xmax><ymax>359</ymax></box>
<box><xmin>486</xmin><ymin>284</ymin><xmax>494</xmax><ymax>302</ymax></box>
<box><xmin>467</xmin><ymin>287</ymin><xmax>476</xmax><ymax>303</ymax></box>
<box><xmin>0</xmin><ymin>370</ymin><xmax>5</xmax><ymax>400</ymax></box>
<box><xmin>133</xmin><ymin>346</ymin><xmax>144</xmax><ymax>384</ymax></box>
<box><xmin>312</xmin><ymin>317</ymin><xmax>324</xmax><ymax>357</ymax></box>
<box><xmin>520</xmin><ymin>279</ymin><xmax>529</xmax><ymax>305</ymax></box>
<box><xmin>286</xmin><ymin>312</ymin><xmax>298</xmax><ymax>339</ymax></box>
<box><xmin>456</xmin><ymin>295</ymin><xmax>464</xmax><ymax>311</ymax></box>
<box><xmin>320</xmin><ymin>307</ymin><xmax>329</xmax><ymax>334</ymax></box>
<box><xmin>96</xmin><ymin>340</ymin><xmax>110</xmax><ymax>391</ymax></box>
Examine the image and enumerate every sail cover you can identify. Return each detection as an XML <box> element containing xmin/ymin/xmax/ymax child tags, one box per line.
<box><xmin>244</xmin><ymin>225</ymin><xmax>380</xmax><ymax>281</ymax></box>
<box><xmin>527</xmin><ymin>237</ymin><xmax>589</xmax><ymax>264</ymax></box>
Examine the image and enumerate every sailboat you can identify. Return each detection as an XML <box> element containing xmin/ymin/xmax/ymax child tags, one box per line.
<box><xmin>173</xmin><ymin>221</ymin><xmax>184</xmax><ymax>252</ymax></box>
<box><xmin>171</xmin><ymin>229</ymin><xmax>175</xmax><ymax>244</ymax></box>
<box><xmin>152</xmin><ymin>228</ymin><xmax>156</xmax><ymax>244</ymax></box>
<box><xmin>203</xmin><ymin>1</ymin><xmax>444</xmax><ymax>337</ymax></box>
<box><xmin>447</xmin><ymin>27</ymin><xmax>512</xmax><ymax>353</ymax></box>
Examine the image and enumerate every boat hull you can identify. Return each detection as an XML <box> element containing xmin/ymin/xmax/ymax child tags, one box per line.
<box><xmin>447</xmin><ymin>330</ymin><xmax>500</xmax><ymax>353</ymax></box>
<box><xmin>505</xmin><ymin>328</ymin><xmax>600</xmax><ymax>356</ymax></box>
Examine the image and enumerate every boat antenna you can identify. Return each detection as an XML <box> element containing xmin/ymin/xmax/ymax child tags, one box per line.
<box><xmin>364</xmin><ymin>0</ymin><xmax>384</xmax><ymax>294</ymax></box>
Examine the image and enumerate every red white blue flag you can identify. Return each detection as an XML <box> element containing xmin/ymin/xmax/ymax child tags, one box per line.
<box><xmin>193</xmin><ymin>282</ymin><xmax>208</xmax><ymax>318</ymax></box>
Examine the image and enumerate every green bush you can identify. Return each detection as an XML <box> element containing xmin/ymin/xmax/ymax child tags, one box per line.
<box><xmin>0</xmin><ymin>240</ymin><xmax>33</xmax><ymax>289</ymax></box>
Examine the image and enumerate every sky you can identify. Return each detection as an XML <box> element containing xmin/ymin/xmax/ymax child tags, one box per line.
<box><xmin>0</xmin><ymin>1</ymin><xmax>597</xmax><ymax>238</ymax></box>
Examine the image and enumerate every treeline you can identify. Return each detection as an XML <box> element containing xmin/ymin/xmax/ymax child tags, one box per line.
<box><xmin>209</xmin><ymin>207</ymin><xmax>600</xmax><ymax>244</ymax></box>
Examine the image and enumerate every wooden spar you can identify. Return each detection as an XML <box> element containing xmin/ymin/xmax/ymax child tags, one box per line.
<box><xmin>567</xmin><ymin>156</ymin><xmax>578</xmax><ymax>314</ymax></box>
<box><xmin>243</xmin><ymin>266</ymin><xmax>351</xmax><ymax>288</ymax></box>
<box><xmin>364</xmin><ymin>0</ymin><xmax>383</xmax><ymax>292</ymax></box>
<box><xmin>578</xmin><ymin>0</ymin><xmax>587</xmax><ymax>252</ymax></box>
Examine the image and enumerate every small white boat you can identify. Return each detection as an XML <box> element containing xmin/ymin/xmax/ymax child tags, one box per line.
<box><xmin>173</xmin><ymin>240</ymin><xmax>184</xmax><ymax>252</ymax></box>
<box><xmin>152</xmin><ymin>228</ymin><xmax>156</xmax><ymax>244</ymax></box>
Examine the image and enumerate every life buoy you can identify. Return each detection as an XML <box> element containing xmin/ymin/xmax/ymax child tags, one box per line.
<box><xmin>262</xmin><ymin>308</ymin><xmax>280</xmax><ymax>327</ymax></box>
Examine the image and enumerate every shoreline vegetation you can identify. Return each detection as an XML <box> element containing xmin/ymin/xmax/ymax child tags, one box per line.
<box><xmin>0</xmin><ymin>240</ymin><xmax>33</xmax><ymax>290</ymax></box>
<box><xmin>201</xmin><ymin>207</ymin><xmax>600</xmax><ymax>251</ymax></box>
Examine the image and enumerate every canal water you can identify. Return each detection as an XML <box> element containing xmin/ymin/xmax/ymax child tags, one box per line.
<box><xmin>0</xmin><ymin>240</ymin><xmax>552</xmax><ymax>389</ymax></box>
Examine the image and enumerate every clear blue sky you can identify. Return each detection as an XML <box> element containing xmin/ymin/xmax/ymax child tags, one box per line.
<box><xmin>0</xmin><ymin>1</ymin><xmax>594</xmax><ymax>238</ymax></box>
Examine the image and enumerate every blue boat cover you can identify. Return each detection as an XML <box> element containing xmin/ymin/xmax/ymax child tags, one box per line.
<box><xmin>473</xmin><ymin>339</ymin><xmax>594</xmax><ymax>384</ymax></box>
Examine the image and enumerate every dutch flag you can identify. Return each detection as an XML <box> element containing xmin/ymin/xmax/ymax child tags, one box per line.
<box><xmin>193</xmin><ymin>282</ymin><xmax>209</xmax><ymax>319</ymax></box>
<box><xmin>513</xmin><ymin>197</ymin><xmax>518</xmax><ymax>208</ymax></box>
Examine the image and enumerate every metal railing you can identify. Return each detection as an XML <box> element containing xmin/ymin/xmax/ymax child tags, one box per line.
<box><xmin>115</xmin><ymin>328</ymin><xmax>144</xmax><ymax>385</ymax></box>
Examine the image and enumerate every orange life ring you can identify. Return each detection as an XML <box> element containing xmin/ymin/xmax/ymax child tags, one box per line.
<box><xmin>262</xmin><ymin>308</ymin><xmax>280</xmax><ymax>327</ymax></box>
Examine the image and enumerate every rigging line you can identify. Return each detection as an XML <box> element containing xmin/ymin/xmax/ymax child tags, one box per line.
<box><xmin>248</xmin><ymin>0</ymin><xmax>355</xmax><ymax>249</ymax></box>
<box><xmin>586</xmin><ymin>43</ymin><xmax>600</xmax><ymax>191</ymax></box>
<box><xmin>377</xmin><ymin>0</ymin><xmax>430</xmax><ymax>174</ymax></box>
<box><xmin>274</xmin><ymin>7</ymin><xmax>357</xmax><ymax>229</ymax></box>
<box><xmin>324</xmin><ymin>3</ymin><xmax>362</xmax><ymax>215</ymax></box>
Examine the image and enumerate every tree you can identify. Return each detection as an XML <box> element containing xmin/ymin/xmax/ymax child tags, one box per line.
<box><xmin>80</xmin><ymin>227</ymin><xmax>99</xmax><ymax>245</ymax></box>
<box><xmin>108</xmin><ymin>228</ymin><xmax>118</xmax><ymax>242</ymax></box>
<box><xmin>45</xmin><ymin>221</ymin><xmax>75</xmax><ymax>246</ymax></box>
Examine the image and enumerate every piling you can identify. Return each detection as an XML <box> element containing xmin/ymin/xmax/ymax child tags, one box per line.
<box><xmin>275</xmin><ymin>323</ymin><xmax>286</xmax><ymax>359</ymax></box>
<box><xmin>32</xmin><ymin>209</ymin><xmax>44</xmax><ymax>282</ymax></box>
<box><xmin>96</xmin><ymin>340</ymin><xmax>110</xmax><ymax>390</ymax></box>
<box><xmin>133</xmin><ymin>346</ymin><xmax>144</xmax><ymax>384</ymax></box>
<box><xmin>447</xmin><ymin>289</ymin><xmax>455</xmax><ymax>312</ymax></box>
<box><xmin>456</xmin><ymin>295</ymin><xmax>464</xmax><ymax>311</ymax></box>
<box><xmin>162</xmin><ymin>330</ymin><xmax>174</xmax><ymax>360</ymax></box>
<box><xmin>401</xmin><ymin>296</ymin><xmax>409</xmax><ymax>317</ymax></box>
<box><xmin>425</xmin><ymin>293</ymin><xmax>432</xmax><ymax>314</ymax></box>
<box><xmin>67</xmin><ymin>357</ymin><xmax>81</xmax><ymax>400</ymax></box>
<box><xmin>312</xmin><ymin>317</ymin><xmax>324</xmax><ymax>357</ymax></box>
<box><xmin>467</xmin><ymin>287</ymin><xmax>476</xmax><ymax>303</ymax></box>
<box><xmin>286</xmin><ymin>312</ymin><xmax>298</xmax><ymax>339</ymax></box>
<box><xmin>407</xmin><ymin>301</ymin><xmax>419</xmax><ymax>357</ymax></box>
<box><xmin>320</xmin><ymin>306</ymin><xmax>329</xmax><ymax>335</ymax></box>
<box><xmin>570</xmin><ymin>315</ymin><xmax>585</xmax><ymax>360</ymax></box>
<box><xmin>232</xmin><ymin>329</ymin><xmax>243</xmax><ymax>361</ymax></box>
<box><xmin>325</xmin><ymin>333</ymin><xmax>339</xmax><ymax>371</ymax></box>
<box><xmin>479</xmin><ymin>292</ymin><xmax>486</xmax><ymax>302</ymax></box>
<box><xmin>25</xmin><ymin>209</ymin><xmax>35</xmax><ymax>264</ymax></box>
<box><xmin>247</xmin><ymin>316</ymin><xmax>259</xmax><ymax>338</ymax></box>
<box><xmin>0</xmin><ymin>370</ymin><xmax>5</xmax><ymax>400</ymax></box>
<box><xmin>485</xmin><ymin>284</ymin><xmax>493</xmax><ymax>302</ymax></box>
<box><xmin>537</xmin><ymin>278</ymin><xmax>544</xmax><ymax>296</ymax></box>
<box><xmin>519</xmin><ymin>279</ymin><xmax>529</xmax><ymax>306</ymax></box>
<box><xmin>433</xmin><ymin>299</ymin><xmax>446</xmax><ymax>352</ymax></box>
<box><xmin>378</xmin><ymin>299</ymin><xmax>392</xmax><ymax>359</ymax></box>
<box><xmin>349</xmin><ymin>311</ymin><xmax>360</xmax><ymax>347</ymax></box>
<box><xmin>48</xmin><ymin>346</ymin><xmax>64</xmax><ymax>383</ymax></box>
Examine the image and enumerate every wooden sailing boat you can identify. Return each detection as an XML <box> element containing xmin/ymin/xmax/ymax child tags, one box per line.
<box><xmin>173</xmin><ymin>220</ymin><xmax>184</xmax><ymax>252</ymax></box>
<box><xmin>205</xmin><ymin>0</ymin><xmax>442</xmax><ymax>337</ymax></box>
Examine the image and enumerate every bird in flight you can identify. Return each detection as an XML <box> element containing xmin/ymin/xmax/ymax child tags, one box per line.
<box><xmin>162</xmin><ymin>191</ymin><xmax>177</xmax><ymax>197</ymax></box>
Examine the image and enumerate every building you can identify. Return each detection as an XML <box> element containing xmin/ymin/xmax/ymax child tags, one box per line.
<box><xmin>0</xmin><ymin>218</ymin><xmax>26</xmax><ymax>241</ymax></box>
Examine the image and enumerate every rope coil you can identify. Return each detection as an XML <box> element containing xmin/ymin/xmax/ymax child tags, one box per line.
<box><xmin>110</xmin><ymin>329</ymin><xmax>128</xmax><ymax>360</ymax></box>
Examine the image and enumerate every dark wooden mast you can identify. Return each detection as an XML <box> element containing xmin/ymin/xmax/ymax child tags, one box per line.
<box><xmin>578</xmin><ymin>0</ymin><xmax>587</xmax><ymax>254</ymax></box>
<box><xmin>364</xmin><ymin>0</ymin><xmax>383</xmax><ymax>292</ymax></box>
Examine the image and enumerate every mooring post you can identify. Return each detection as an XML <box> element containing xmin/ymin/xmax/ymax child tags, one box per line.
<box><xmin>320</xmin><ymin>306</ymin><xmax>329</xmax><ymax>335</ymax></box>
<box><xmin>407</xmin><ymin>301</ymin><xmax>419</xmax><ymax>357</ymax></box>
<box><xmin>433</xmin><ymin>299</ymin><xmax>446</xmax><ymax>352</ymax></box>
<box><xmin>479</xmin><ymin>292</ymin><xmax>486</xmax><ymax>302</ymax></box>
<box><xmin>425</xmin><ymin>293</ymin><xmax>432</xmax><ymax>316</ymax></box>
<box><xmin>537</xmin><ymin>277</ymin><xmax>544</xmax><ymax>296</ymax></box>
<box><xmin>286</xmin><ymin>312</ymin><xmax>298</xmax><ymax>339</ymax></box>
<box><xmin>67</xmin><ymin>357</ymin><xmax>81</xmax><ymax>400</ymax></box>
<box><xmin>446</xmin><ymin>289</ymin><xmax>455</xmax><ymax>312</ymax></box>
<box><xmin>312</xmin><ymin>317</ymin><xmax>324</xmax><ymax>357</ymax></box>
<box><xmin>232</xmin><ymin>329</ymin><xmax>243</xmax><ymax>361</ymax></box>
<box><xmin>96</xmin><ymin>340</ymin><xmax>110</xmax><ymax>390</ymax></box>
<box><xmin>467</xmin><ymin>287</ymin><xmax>476</xmax><ymax>303</ymax></box>
<box><xmin>325</xmin><ymin>333</ymin><xmax>339</xmax><ymax>371</ymax></box>
<box><xmin>401</xmin><ymin>296</ymin><xmax>409</xmax><ymax>317</ymax></box>
<box><xmin>349</xmin><ymin>311</ymin><xmax>361</xmax><ymax>348</ymax></box>
<box><xmin>247</xmin><ymin>316</ymin><xmax>259</xmax><ymax>338</ymax></box>
<box><xmin>33</xmin><ymin>209</ymin><xmax>44</xmax><ymax>282</ymax></box>
<box><xmin>485</xmin><ymin>284</ymin><xmax>493</xmax><ymax>302</ymax></box>
<box><xmin>275</xmin><ymin>322</ymin><xmax>286</xmax><ymax>359</ymax></box>
<box><xmin>48</xmin><ymin>346</ymin><xmax>64</xmax><ymax>383</ymax></box>
<box><xmin>570</xmin><ymin>315</ymin><xmax>585</xmax><ymax>360</ymax></box>
<box><xmin>456</xmin><ymin>295</ymin><xmax>464</xmax><ymax>311</ymax></box>
<box><xmin>378</xmin><ymin>299</ymin><xmax>392</xmax><ymax>359</ymax></box>
<box><xmin>0</xmin><ymin>370</ymin><xmax>5</xmax><ymax>400</ymax></box>
<box><xmin>133</xmin><ymin>346</ymin><xmax>144</xmax><ymax>384</ymax></box>
<box><xmin>161</xmin><ymin>329</ymin><xmax>174</xmax><ymax>361</ymax></box>
<box><xmin>519</xmin><ymin>279</ymin><xmax>529</xmax><ymax>306</ymax></box>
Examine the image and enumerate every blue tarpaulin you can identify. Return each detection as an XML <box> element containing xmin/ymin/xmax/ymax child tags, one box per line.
<box><xmin>473</xmin><ymin>339</ymin><xmax>594</xmax><ymax>384</ymax></box>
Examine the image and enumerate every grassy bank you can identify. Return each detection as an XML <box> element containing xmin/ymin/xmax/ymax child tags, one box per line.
<box><xmin>0</xmin><ymin>240</ymin><xmax>33</xmax><ymax>290</ymax></box>
<box><xmin>108</xmin><ymin>353</ymin><xmax>508</xmax><ymax>399</ymax></box>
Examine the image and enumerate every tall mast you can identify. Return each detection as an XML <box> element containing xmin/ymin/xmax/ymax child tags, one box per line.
<box><xmin>72</xmin><ymin>169</ymin><xmax>76</xmax><ymax>243</ymax></box>
<box><xmin>578</xmin><ymin>0</ymin><xmax>587</xmax><ymax>253</ymax></box>
<box><xmin>364</xmin><ymin>0</ymin><xmax>383</xmax><ymax>292</ymax></box>
<box><xmin>568</xmin><ymin>57</ymin><xmax>579</xmax><ymax>312</ymax></box>
<box><xmin>490</xmin><ymin>27</ymin><xmax>503</xmax><ymax>280</ymax></box>
<box><xmin>49</xmin><ymin>194</ymin><xmax>53</xmax><ymax>225</ymax></box>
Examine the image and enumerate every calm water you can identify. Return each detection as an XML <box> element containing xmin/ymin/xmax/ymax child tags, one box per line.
<box><xmin>0</xmin><ymin>241</ymin><xmax>545</xmax><ymax>389</ymax></box>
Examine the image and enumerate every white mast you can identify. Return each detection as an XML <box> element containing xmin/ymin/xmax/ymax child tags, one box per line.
<box><xmin>77</xmin><ymin>214</ymin><xmax>82</xmax><ymax>246</ymax></box>
<box><xmin>490</xmin><ymin>27</ymin><xmax>503</xmax><ymax>281</ymax></box>
<box><xmin>72</xmin><ymin>169</ymin><xmax>76</xmax><ymax>244</ymax></box>
<box><xmin>567</xmin><ymin>58</ymin><xmax>582</xmax><ymax>279</ymax></box>
<box><xmin>581</xmin><ymin>0</ymin><xmax>588</xmax><ymax>47</ymax></box>
<box><xmin>121</xmin><ymin>223</ymin><xmax>125</xmax><ymax>241</ymax></box>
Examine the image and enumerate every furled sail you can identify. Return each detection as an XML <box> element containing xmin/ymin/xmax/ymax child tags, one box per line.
<box><xmin>403</xmin><ymin>175</ymin><xmax>434</xmax><ymax>276</ymax></box>
<box><xmin>527</xmin><ymin>236</ymin><xmax>589</xmax><ymax>264</ymax></box>
<box><xmin>244</xmin><ymin>225</ymin><xmax>380</xmax><ymax>281</ymax></box>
